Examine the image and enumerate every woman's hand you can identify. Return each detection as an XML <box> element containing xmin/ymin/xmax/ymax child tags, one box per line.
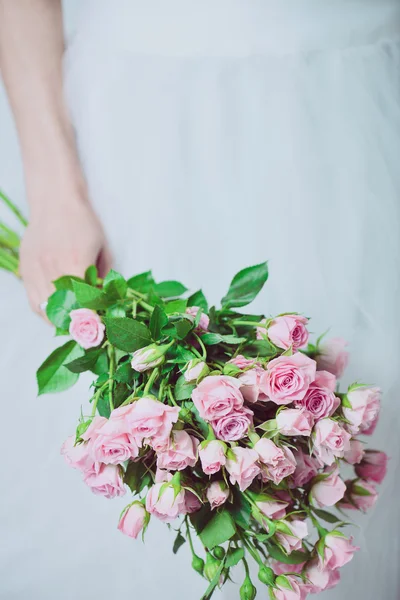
<box><xmin>20</xmin><ymin>198</ymin><xmax>112</xmax><ymax>317</ymax></box>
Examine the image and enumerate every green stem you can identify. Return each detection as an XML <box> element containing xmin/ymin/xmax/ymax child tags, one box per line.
<box><xmin>108</xmin><ymin>346</ymin><xmax>116</xmax><ymax>412</ymax></box>
<box><xmin>233</xmin><ymin>320</ymin><xmax>267</xmax><ymax>329</ymax></box>
<box><xmin>0</xmin><ymin>189</ymin><xmax>28</xmax><ymax>227</ymax></box>
<box><xmin>167</xmin><ymin>386</ymin><xmax>178</xmax><ymax>407</ymax></box>
<box><xmin>193</xmin><ymin>333</ymin><xmax>207</xmax><ymax>360</ymax></box>
<box><xmin>185</xmin><ymin>517</ymin><xmax>196</xmax><ymax>556</ymax></box>
<box><xmin>0</xmin><ymin>249</ymin><xmax>19</xmax><ymax>275</ymax></box>
<box><xmin>143</xmin><ymin>368</ymin><xmax>159</xmax><ymax>396</ymax></box>
<box><xmin>242</xmin><ymin>556</ymin><xmax>250</xmax><ymax>577</ymax></box>
<box><xmin>91</xmin><ymin>382</ymin><xmax>109</xmax><ymax>417</ymax></box>
<box><xmin>158</xmin><ymin>377</ymin><xmax>166</xmax><ymax>401</ymax></box>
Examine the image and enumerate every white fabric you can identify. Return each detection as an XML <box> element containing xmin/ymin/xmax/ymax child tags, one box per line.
<box><xmin>1</xmin><ymin>1</ymin><xmax>400</xmax><ymax>599</ymax></box>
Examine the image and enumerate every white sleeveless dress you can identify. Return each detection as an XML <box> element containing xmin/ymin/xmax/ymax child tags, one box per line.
<box><xmin>0</xmin><ymin>1</ymin><xmax>399</xmax><ymax>598</ymax></box>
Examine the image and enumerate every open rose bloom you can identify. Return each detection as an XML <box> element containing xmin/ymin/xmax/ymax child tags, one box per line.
<box><xmin>35</xmin><ymin>262</ymin><xmax>385</xmax><ymax>599</ymax></box>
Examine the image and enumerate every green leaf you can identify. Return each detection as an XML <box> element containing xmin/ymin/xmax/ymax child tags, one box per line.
<box><xmin>312</xmin><ymin>509</ymin><xmax>341</xmax><ymax>524</ymax></box>
<box><xmin>353</xmin><ymin>484</ymin><xmax>374</xmax><ymax>497</ymax></box>
<box><xmin>173</xmin><ymin>532</ymin><xmax>186</xmax><ymax>555</ymax></box>
<box><xmin>201</xmin><ymin>333</ymin><xmax>247</xmax><ymax>346</ymax></box>
<box><xmin>127</xmin><ymin>271</ymin><xmax>155</xmax><ymax>293</ymax></box>
<box><xmin>225</xmin><ymin>547</ymin><xmax>244</xmax><ymax>568</ymax></box>
<box><xmin>199</xmin><ymin>510</ymin><xmax>236</xmax><ymax>549</ymax></box>
<box><xmin>65</xmin><ymin>348</ymin><xmax>104</xmax><ymax>373</ymax></box>
<box><xmin>103</xmin><ymin>269</ymin><xmax>128</xmax><ymax>300</ymax></box>
<box><xmin>85</xmin><ymin>265</ymin><xmax>98</xmax><ymax>286</ymax></box>
<box><xmin>175</xmin><ymin>375</ymin><xmax>196</xmax><ymax>401</ymax></box>
<box><xmin>72</xmin><ymin>280</ymin><xmax>109</xmax><ymax>310</ymax></box>
<box><xmin>124</xmin><ymin>461</ymin><xmax>152</xmax><ymax>494</ymax></box>
<box><xmin>171</xmin><ymin>318</ymin><xmax>194</xmax><ymax>340</ymax></box>
<box><xmin>221</xmin><ymin>262</ymin><xmax>269</xmax><ymax>309</ymax></box>
<box><xmin>164</xmin><ymin>299</ymin><xmax>188</xmax><ymax>315</ymax></box>
<box><xmin>230</xmin><ymin>488</ymin><xmax>252</xmax><ymax>529</ymax></box>
<box><xmin>92</xmin><ymin>351</ymin><xmax>109</xmax><ymax>376</ymax></box>
<box><xmin>188</xmin><ymin>290</ymin><xmax>209</xmax><ymax>313</ymax></box>
<box><xmin>53</xmin><ymin>275</ymin><xmax>84</xmax><ymax>292</ymax></box>
<box><xmin>243</xmin><ymin>339</ymin><xmax>278</xmax><ymax>358</ymax></box>
<box><xmin>341</xmin><ymin>395</ymin><xmax>352</xmax><ymax>409</ymax></box>
<box><xmin>154</xmin><ymin>280</ymin><xmax>187</xmax><ymax>298</ymax></box>
<box><xmin>266</xmin><ymin>544</ymin><xmax>308</xmax><ymax>565</ymax></box>
<box><xmin>149</xmin><ymin>305</ymin><xmax>169</xmax><ymax>340</ymax></box>
<box><xmin>37</xmin><ymin>341</ymin><xmax>84</xmax><ymax>395</ymax></box>
<box><xmin>97</xmin><ymin>391</ymin><xmax>111</xmax><ymax>418</ymax></box>
<box><xmin>114</xmin><ymin>361</ymin><xmax>136</xmax><ymax>384</ymax></box>
<box><xmin>46</xmin><ymin>290</ymin><xmax>77</xmax><ymax>330</ymax></box>
<box><xmin>104</xmin><ymin>317</ymin><xmax>152</xmax><ymax>352</ymax></box>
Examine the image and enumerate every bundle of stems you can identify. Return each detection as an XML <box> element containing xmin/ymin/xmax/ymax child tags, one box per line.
<box><xmin>0</xmin><ymin>188</ymin><xmax>27</xmax><ymax>277</ymax></box>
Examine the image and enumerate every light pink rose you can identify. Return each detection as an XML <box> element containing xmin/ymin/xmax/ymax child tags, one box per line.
<box><xmin>316</xmin><ymin>338</ymin><xmax>349</xmax><ymax>378</ymax></box>
<box><xmin>276</xmin><ymin>519</ymin><xmax>308</xmax><ymax>554</ymax></box>
<box><xmin>156</xmin><ymin>430</ymin><xmax>199</xmax><ymax>471</ymax></box>
<box><xmin>130</xmin><ymin>345</ymin><xmax>165</xmax><ymax>372</ymax></box>
<box><xmin>183</xmin><ymin>491</ymin><xmax>202</xmax><ymax>514</ymax></box>
<box><xmin>260</xmin><ymin>353</ymin><xmax>317</xmax><ymax>405</ymax></box>
<box><xmin>255</xmin><ymin>439</ymin><xmax>297</xmax><ymax>485</ymax></box>
<box><xmin>212</xmin><ymin>407</ymin><xmax>253</xmax><ymax>441</ymax></box>
<box><xmin>343</xmin><ymin>386</ymin><xmax>381</xmax><ymax>435</ymax></box>
<box><xmin>154</xmin><ymin>468</ymin><xmax>172</xmax><ymax>483</ymax></box>
<box><xmin>228</xmin><ymin>355</ymin><xmax>258</xmax><ymax>370</ymax></box>
<box><xmin>355</xmin><ymin>450</ymin><xmax>388</xmax><ymax>484</ymax></box>
<box><xmin>295</xmin><ymin>385</ymin><xmax>340</xmax><ymax>421</ymax></box>
<box><xmin>326</xmin><ymin>569</ymin><xmax>341</xmax><ymax>590</ymax></box>
<box><xmin>206</xmin><ymin>481</ymin><xmax>229</xmax><ymax>510</ymax></box>
<box><xmin>192</xmin><ymin>375</ymin><xmax>244</xmax><ymax>422</ymax></box>
<box><xmin>276</xmin><ymin>408</ymin><xmax>314</xmax><ymax>436</ymax></box>
<box><xmin>184</xmin><ymin>359</ymin><xmax>208</xmax><ymax>383</ymax></box>
<box><xmin>266</xmin><ymin>315</ymin><xmax>309</xmax><ymax>351</ymax></box>
<box><xmin>80</xmin><ymin>415</ymin><xmax>108</xmax><ymax>441</ymax></box>
<box><xmin>256</xmin><ymin>318</ymin><xmax>268</xmax><ymax>340</ymax></box>
<box><xmin>118</xmin><ymin>502</ymin><xmax>147</xmax><ymax>539</ymax></box>
<box><xmin>256</xmin><ymin>496</ymin><xmax>289</xmax><ymax>521</ymax></box>
<box><xmin>291</xmin><ymin>450</ymin><xmax>321</xmax><ymax>488</ymax></box>
<box><xmin>199</xmin><ymin>440</ymin><xmax>227</xmax><ymax>475</ymax></box>
<box><xmin>343</xmin><ymin>480</ymin><xmax>378</xmax><ymax>512</ymax></box>
<box><xmin>302</xmin><ymin>560</ymin><xmax>331</xmax><ymax>594</ymax></box>
<box><xmin>310</xmin><ymin>467</ymin><xmax>346</xmax><ymax>507</ymax></box>
<box><xmin>319</xmin><ymin>533</ymin><xmax>359</xmax><ymax>570</ymax></box>
<box><xmin>84</xmin><ymin>415</ymin><xmax>139</xmax><ymax>465</ymax></box>
<box><xmin>186</xmin><ymin>306</ymin><xmax>209</xmax><ymax>332</ymax></box>
<box><xmin>69</xmin><ymin>308</ymin><xmax>105</xmax><ymax>349</ymax></box>
<box><xmin>238</xmin><ymin>367</ymin><xmax>268</xmax><ymax>403</ymax></box>
<box><xmin>145</xmin><ymin>482</ymin><xmax>186</xmax><ymax>523</ymax></box>
<box><xmin>273</xmin><ymin>575</ymin><xmax>305</xmax><ymax>600</ymax></box>
<box><xmin>271</xmin><ymin>560</ymin><xmax>305</xmax><ymax>576</ymax></box>
<box><xmin>226</xmin><ymin>447</ymin><xmax>260</xmax><ymax>491</ymax></box>
<box><xmin>116</xmin><ymin>397</ymin><xmax>179</xmax><ymax>449</ymax></box>
<box><xmin>61</xmin><ymin>436</ymin><xmax>94</xmax><ymax>472</ymax></box>
<box><xmin>84</xmin><ymin>464</ymin><xmax>126</xmax><ymax>499</ymax></box>
<box><xmin>344</xmin><ymin>439</ymin><xmax>365</xmax><ymax>465</ymax></box>
<box><xmin>314</xmin><ymin>370</ymin><xmax>337</xmax><ymax>392</ymax></box>
<box><xmin>362</xmin><ymin>414</ymin><xmax>380</xmax><ymax>436</ymax></box>
<box><xmin>312</xmin><ymin>418</ymin><xmax>351</xmax><ymax>465</ymax></box>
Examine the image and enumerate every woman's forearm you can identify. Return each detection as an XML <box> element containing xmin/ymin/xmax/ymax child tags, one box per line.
<box><xmin>0</xmin><ymin>0</ymin><xmax>86</xmax><ymax>211</ymax></box>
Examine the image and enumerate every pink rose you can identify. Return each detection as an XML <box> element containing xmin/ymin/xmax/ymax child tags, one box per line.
<box><xmin>118</xmin><ymin>502</ymin><xmax>147</xmax><ymax>539</ymax></box>
<box><xmin>184</xmin><ymin>359</ymin><xmax>209</xmax><ymax>383</ymax></box>
<box><xmin>146</xmin><ymin>482</ymin><xmax>186</xmax><ymax>523</ymax></box>
<box><xmin>275</xmin><ymin>519</ymin><xmax>308</xmax><ymax>554</ymax></box>
<box><xmin>273</xmin><ymin>575</ymin><xmax>305</xmax><ymax>600</ymax></box>
<box><xmin>260</xmin><ymin>353</ymin><xmax>317</xmax><ymax>405</ymax></box>
<box><xmin>84</xmin><ymin>415</ymin><xmax>139</xmax><ymax>465</ymax></box>
<box><xmin>184</xmin><ymin>491</ymin><xmax>202</xmax><ymax>514</ymax></box>
<box><xmin>256</xmin><ymin>496</ymin><xmax>289</xmax><ymax>521</ymax></box>
<box><xmin>319</xmin><ymin>533</ymin><xmax>359</xmax><ymax>570</ymax></box>
<box><xmin>206</xmin><ymin>481</ymin><xmax>229</xmax><ymax>510</ymax></box>
<box><xmin>344</xmin><ymin>439</ymin><xmax>365</xmax><ymax>465</ymax></box>
<box><xmin>192</xmin><ymin>375</ymin><xmax>244</xmax><ymax>422</ymax></box>
<box><xmin>255</xmin><ymin>439</ymin><xmax>297</xmax><ymax>485</ymax></box>
<box><xmin>228</xmin><ymin>355</ymin><xmax>258</xmax><ymax>370</ymax></box>
<box><xmin>117</xmin><ymin>397</ymin><xmax>179</xmax><ymax>449</ymax></box>
<box><xmin>226</xmin><ymin>447</ymin><xmax>260</xmax><ymax>491</ymax></box>
<box><xmin>312</xmin><ymin>418</ymin><xmax>351</xmax><ymax>465</ymax></box>
<box><xmin>326</xmin><ymin>569</ymin><xmax>341</xmax><ymax>590</ymax></box>
<box><xmin>276</xmin><ymin>408</ymin><xmax>314</xmax><ymax>436</ymax></box>
<box><xmin>343</xmin><ymin>480</ymin><xmax>378</xmax><ymax>512</ymax></box>
<box><xmin>256</xmin><ymin>318</ymin><xmax>268</xmax><ymax>340</ymax></box>
<box><xmin>238</xmin><ymin>367</ymin><xmax>268</xmax><ymax>403</ymax></box>
<box><xmin>295</xmin><ymin>385</ymin><xmax>340</xmax><ymax>421</ymax></box>
<box><xmin>291</xmin><ymin>449</ymin><xmax>320</xmax><ymax>488</ymax></box>
<box><xmin>343</xmin><ymin>386</ymin><xmax>381</xmax><ymax>435</ymax></box>
<box><xmin>186</xmin><ymin>306</ymin><xmax>209</xmax><ymax>332</ymax></box>
<box><xmin>80</xmin><ymin>415</ymin><xmax>108</xmax><ymax>440</ymax></box>
<box><xmin>316</xmin><ymin>338</ymin><xmax>349</xmax><ymax>378</ymax></box>
<box><xmin>212</xmin><ymin>407</ymin><xmax>253</xmax><ymax>442</ymax></box>
<box><xmin>267</xmin><ymin>315</ymin><xmax>309</xmax><ymax>351</ymax></box>
<box><xmin>310</xmin><ymin>467</ymin><xmax>346</xmax><ymax>507</ymax></box>
<box><xmin>355</xmin><ymin>450</ymin><xmax>388</xmax><ymax>484</ymax></box>
<box><xmin>314</xmin><ymin>370</ymin><xmax>337</xmax><ymax>392</ymax></box>
<box><xmin>199</xmin><ymin>440</ymin><xmax>227</xmax><ymax>475</ymax></box>
<box><xmin>61</xmin><ymin>436</ymin><xmax>94</xmax><ymax>472</ymax></box>
<box><xmin>84</xmin><ymin>464</ymin><xmax>126</xmax><ymax>499</ymax></box>
<box><xmin>156</xmin><ymin>430</ymin><xmax>199</xmax><ymax>471</ymax></box>
<box><xmin>69</xmin><ymin>308</ymin><xmax>105</xmax><ymax>349</ymax></box>
<box><xmin>302</xmin><ymin>560</ymin><xmax>332</xmax><ymax>594</ymax></box>
<box><xmin>271</xmin><ymin>560</ymin><xmax>305</xmax><ymax>576</ymax></box>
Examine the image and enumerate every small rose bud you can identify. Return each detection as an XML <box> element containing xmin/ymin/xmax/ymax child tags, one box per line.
<box><xmin>213</xmin><ymin>546</ymin><xmax>225</xmax><ymax>560</ymax></box>
<box><xmin>184</xmin><ymin>359</ymin><xmax>210</xmax><ymax>383</ymax></box>
<box><xmin>192</xmin><ymin>554</ymin><xmax>205</xmax><ymax>575</ymax></box>
<box><xmin>258</xmin><ymin>565</ymin><xmax>275</xmax><ymax>586</ymax></box>
<box><xmin>131</xmin><ymin>343</ymin><xmax>170</xmax><ymax>372</ymax></box>
<box><xmin>117</xmin><ymin>502</ymin><xmax>148</xmax><ymax>539</ymax></box>
<box><xmin>204</xmin><ymin>552</ymin><xmax>221</xmax><ymax>582</ymax></box>
<box><xmin>240</xmin><ymin>575</ymin><xmax>257</xmax><ymax>600</ymax></box>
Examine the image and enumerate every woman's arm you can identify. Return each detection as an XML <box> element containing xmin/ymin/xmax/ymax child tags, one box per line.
<box><xmin>0</xmin><ymin>0</ymin><xmax>112</xmax><ymax>315</ymax></box>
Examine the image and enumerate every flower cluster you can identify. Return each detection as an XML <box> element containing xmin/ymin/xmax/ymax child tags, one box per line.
<box><xmin>36</xmin><ymin>262</ymin><xmax>387</xmax><ymax>600</ymax></box>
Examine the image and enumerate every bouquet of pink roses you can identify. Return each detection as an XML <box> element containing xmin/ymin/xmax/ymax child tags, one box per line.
<box><xmin>0</xmin><ymin>191</ymin><xmax>388</xmax><ymax>600</ymax></box>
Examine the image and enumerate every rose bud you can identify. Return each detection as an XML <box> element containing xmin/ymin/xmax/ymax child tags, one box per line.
<box><xmin>118</xmin><ymin>502</ymin><xmax>148</xmax><ymax>539</ymax></box>
<box><xmin>191</xmin><ymin>555</ymin><xmax>205</xmax><ymax>575</ymax></box>
<box><xmin>184</xmin><ymin>359</ymin><xmax>209</xmax><ymax>383</ymax></box>
<box><xmin>342</xmin><ymin>385</ymin><xmax>381</xmax><ymax>435</ymax></box>
<box><xmin>355</xmin><ymin>450</ymin><xmax>388</xmax><ymax>484</ymax></box>
<box><xmin>199</xmin><ymin>440</ymin><xmax>227</xmax><ymax>475</ymax></box>
<box><xmin>145</xmin><ymin>481</ymin><xmax>186</xmax><ymax>523</ymax></box>
<box><xmin>272</xmin><ymin>575</ymin><xmax>304</xmax><ymax>600</ymax></box>
<box><xmin>255</xmin><ymin>494</ymin><xmax>289</xmax><ymax>521</ymax></box>
<box><xmin>186</xmin><ymin>305</ymin><xmax>210</xmax><ymax>332</ymax></box>
<box><xmin>316</xmin><ymin>337</ymin><xmax>349</xmax><ymax>378</ymax></box>
<box><xmin>310</xmin><ymin>467</ymin><xmax>346</xmax><ymax>508</ymax></box>
<box><xmin>240</xmin><ymin>575</ymin><xmax>257</xmax><ymax>600</ymax></box>
<box><xmin>131</xmin><ymin>343</ymin><xmax>171</xmax><ymax>372</ymax></box>
<box><xmin>206</xmin><ymin>481</ymin><xmax>229</xmax><ymax>510</ymax></box>
<box><xmin>69</xmin><ymin>308</ymin><xmax>105</xmax><ymax>349</ymax></box>
<box><xmin>276</xmin><ymin>408</ymin><xmax>313</xmax><ymax>436</ymax></box>
<box><xmin>225</xmin><ymin>447</ymin><xmax>260</xmax><ymax>491</ymax></box>
<box><xmin>258</xmin><ymin>565</ymin><xmax>276</xmax><ymax>586</ymax></box>
<box><xmin>266</xmin><ymin>314</ymin><xmax>309</xmax><ymax>351</ymax></box>
<box><xmin>341</xmin><ymin>479</ymin><xmax>378</xmax><ymax>512</ymax></box>
<box><xmin>275</xmin><ymin>519</ymin><xmax>308</xmax><ymax>554</ymax></box>
<box><xmin>318</xmin><ymin>532</ymin><xmax>359</xmax><ymax>570</ymax></box>
<box><xmin>344</xmin><ymin>439</ymin><xmax>365</xmax><ymax>465</ymax></box>
<box><xmin>204</xmin><ymin>552</ymin><xmax>221</xmax><ymax>582</ymax></box>
<box><xmin>312</xmin><ymin>418</ymin><xmax>351</xmax><ymax>465</ymax></box>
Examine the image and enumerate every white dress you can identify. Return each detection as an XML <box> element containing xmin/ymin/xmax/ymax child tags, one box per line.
<box><xmin>0</xmin><ymin>1</ymin><xmax>399</xmax><ymax>598</ymax></box>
